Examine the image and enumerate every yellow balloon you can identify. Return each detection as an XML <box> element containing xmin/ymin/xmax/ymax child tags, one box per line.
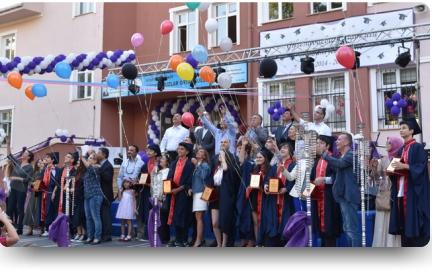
<box><xmin>176</xmin><ymin>62</ymin><xmax>195</xmax><ymax>81</ymax></box>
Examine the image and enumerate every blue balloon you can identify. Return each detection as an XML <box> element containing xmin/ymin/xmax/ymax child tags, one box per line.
<box><xmin>32</xmin><ymin>84</ymin><xmax>47</xmax><ymax>97</ymax></box>
<box><xmin>106</xmin><ymin>74</ymin><xmax>120</xmax><ymax>88</ymax></box>
<box><xmin>192</xmin><ymin>44</ymin><xmax>208</xmax><ymax>63</ymax></box>
<box><xmin>55</xmin><ymin>62</ymin><xmax>72</xmax><ymax>79</ymax></box>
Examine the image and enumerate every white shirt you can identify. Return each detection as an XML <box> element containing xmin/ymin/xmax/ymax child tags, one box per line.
<box><xmin>160</xmin><ymin>125</ymin><xmax>190</xmax><ymax>153</ymax></box>
<box><xmin>117</xmin><ymin>156</ymin><xmax>144</xmax><ymax>191</ymax></box>
<box><xmin>299</xmin><ymin>119</ymin><xmax>332</xmax><ymax>136</ymax></box>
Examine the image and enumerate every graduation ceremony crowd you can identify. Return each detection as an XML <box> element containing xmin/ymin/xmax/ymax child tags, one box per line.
<box><xmin>0</xmin><ymin>102</ymin><xmax>429</xmax><ymax>247</ymax></box>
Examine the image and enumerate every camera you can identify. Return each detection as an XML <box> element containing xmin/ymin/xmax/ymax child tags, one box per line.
<box><xmin>114</xmin><ymin>153</ymin><xmax>123</xmax><ymax>165</ymax></box>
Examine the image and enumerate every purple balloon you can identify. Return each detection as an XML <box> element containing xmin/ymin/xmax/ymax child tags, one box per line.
<box><xmin>390</xmin><ymin>105</ymin><xmax>400</xmax><ymax>116</ymax></box>
<box><xmin>138</xmin><ymin>150</ymin><xmax>149</xmax><ymax>163</ymax></box>
<box><xmin>272</xmin><ymin>113</ymin><xmax>281</xmax><ymax>121</ymax></box>
<box><xmin>60</xmin><ymin>136</ymin><xmax>68</xmax><ymax>143</ymax></box>
<box><xmin>385</xmin><ymin>99</ymin><xmax>393</xmax><ymax>109</ymax></box>
<box><xmin>186</xmin><ymin>54</ymin><xmax>199</xmax><ymax>69</ymax></box>
<box><xmin>267</xmin><ymin>106</ymin><xmax>275</xmax><ymax>114</ymax></box>
<box><xmin>398</xmin><ymin>99</ymin><xmax>407</xmax><ymax>108</ymax></box>
<box><xmin>274</xmin><ymin>101</ymin><xmax>281</xmax><ymax>109</ymax></box>
<box><xmin>391</xmin><ymin>92</ymin><xmax>401</xmax><ymax>101</ymax></box>
<box><xmin>1</xmin><ymin>66</ymin><xmax>8</xmax><ymax>73</ymax></box>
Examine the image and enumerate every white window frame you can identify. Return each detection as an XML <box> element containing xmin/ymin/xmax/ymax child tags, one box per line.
<box><xmin>311</xmin><ymin>73</ymin><xmax>350</xmax><ymax>132</ymax></box>
<box><xmin>207</xmin><ymin>2</ymin><xmax>240</xmax><ymax>48</ymax></box>
<box><xmin>310</xmin><ymin>2</ymin><xmax>347</xmax><ymax>14</ymax></box>
<box><xmin>72</xmin><ymin>2</ymin><xmax>96</xmax><ymax>18</ymax></box>
<box><xmin>0</xmin><ymin>30</ymin><xmax>16</xmax><ymax>60</ymax></box>
<box><xmin>169</xmin><ymin>6</ymin><xmax>199</xmax><ymax>55</ymax></box>
<box><xmin>70</xmin><ymin>70</ymin><xmax>94</xmax><ymax>101</ymax></box>
<box><xmin>0</xmin><ymin>105</ymin><xmax>14</xmax><ymax>147</ymax></box>
<box><xmin>257</xmin><ymin>2</ymin><xmax>294</xmax><ymax>26</ymax></box>
<box><xmin>371</xmin><ymin>67</ymin><xmax>417</xmax><ymax>131</ymax></box>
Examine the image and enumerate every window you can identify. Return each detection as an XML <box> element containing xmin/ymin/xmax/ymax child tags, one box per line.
<box><xmin>73</xmin><ymin>2</ymin><xmax>96</xmax><ymax>17</ymax></box>
<box><xmin>0</xmin><ymin>109</ymin><xmax>12</xmax><ymax>144</ymax></box>
<box><xmin>210</xmin><ymin>3</ymin><xmax>239</xmax><ymax>47</ymax></box>
<box><xmin>73</xmin><ymin>71</ymin><xmax>93</xmax><ymax>100</ymax></box>
<box><xmin>258</xmin><ymin>2</ymin><xmax>293</xmax><ymax>25</ymax></box>
<box><xmin>263</xmin><ymin>80</ymin><xmax>296</xmax><ymax>130</ymax></box>
<box><xmin>311</xmin><ymin>2</ymin><xmax>346</xmax><ymax>14</ymax></box>
<box><xmin>312</xmin><ymin>75</ymin><xmax>347</xmax><ymax>132</ymax></box>
<box><xmin>376</xmin><ymin>68</ymin><xmax>418</xmax><ymax>129</ymax></box>
<box><xmin>1</xmin><ymin>34</ymin><xmax>15</xmax><ymax>60</ymax></box>
<box><xmin>172</xmin><ymin>9</ymin><xmax>197</xmax><ymax>52</ymax></box>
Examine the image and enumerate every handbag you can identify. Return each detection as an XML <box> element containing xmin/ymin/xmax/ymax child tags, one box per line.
<box><xmin>213</xmin><ymin>167</ymin><xmax>223</xmax><ymax>187</ymax></box>
<box><xmin>375</xmin><ymin>176</ymin><xmax>391</xmax><ymax>211</ymax></box>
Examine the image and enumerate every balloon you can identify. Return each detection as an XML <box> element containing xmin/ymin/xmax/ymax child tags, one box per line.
<box><xmin>160</xmin><ymin>20</ymin><xmax>174</xmax><ymax>35</ymax></box>
<box><xmin>186</xmin><ymin>2</ymin><xmax>200</xmax><ymax>10</ymax></box>
<box><xmin>391</xmin><ymin>92</ymin><xmax>401</xmax><ymax>101</ymax></box>
<box><xmin>259</xmin><ymin>58</ymin><xmax>278</xmax><ymax>78</ymax></box>
<box><xmin>32</xmin><ymin>84</ymin><xmax>47</xmax><ymax>97</ymax></box>
<box><xmin>169</xmin><ymin>55</ymin><xmax>184</xmax><ymax>71</ymax></box>
<box><xmin>131</xmin><ymin>33</ymin><xmax>144</xmax><ymax>48</ymax></box>
<box><xmin>326</xmin><ymin>104</ymin><xmax>335</xmax><ymax>114</ymax></box>
<box><xmin>199</xmin><ymin>66</ymin><xmax>216</xmax><ymax>83</ymax></box>
<box><xmin>385</xmin><ymin>99</ymin><xmax>393</xmax><ymax>109</ymax></box>
<box><xmin>7</xmin><ymin>71</ymin><xmax>22</xmax><ymax>89</ymax></box>
<box><xmin>181</xmin><ymin>112</ymin><xmax>195</xmax><ymax>128</ymax></box>
<box><xmin>54</xmin><ymin>62</ymin><xmax>72</xmax><ymax>79</ymax></box>
<box><xmin>390</xmin><ymin>105</ymin><xmax>400</xmax><ymax>116</ymax></box>
<box><xmin>335</xmin><ymin>45</ymin><xmax>356</xmax><ymax>69</ymax></box>
<box><xmin>398</xmin><ymin>99</ymin><xmax>407</xmax><ymax>108</ymax></box>
<box><xmin>272</xmin><ymin>113</ymin><xmax>281</xmax><ymax>121</ymax></box>
<box><xmin>24</xmin><ymin>85</ymin><xmax>35</xmax><ymax>101</ymax></box>
<box><xmin>106</xmin><ymin>74</ymin><xmax>120</xmax><ymax>88</ymax></box>
<box><xmin>186</xmin><ymin>54</ymin><xmax>199</xmax><ymax>69</ymax></box>
<box><xmin>320</xmin><ymin>99</ymin><xmax>329</xmax><ymax>107</ymax></box>
<box><xmin>217</xmin><ymin>72</ymin><xmax>232</xmax><ymax>89</ymax></box>
<box><xmin>176</xmin><ymin>62</ymin><xmax>195</xmax><ymax>81</ymax></box>
<box><xmin>121</xmin><ymin>63</ymin><xmax>138</xmax><ymax>80</ymax></box>
<box><xmin>205</xmin><ymin>18</ymin><xmax>218</xmax><ymax>33</ymax></box>
<box><xmin>191</xmin><ymin>44</ymin><xmax>208</xmax><ymax>63</ymax></box>
<box><xmin>219</xmin><ymin>37</ymin><xmax>233</xmax><ymax>52</ymax></box>
<box><xmin>274</xmin><ymin>101</ymin><xmax>281</xmax><ymax>108</ymax></box>
<box><xmin>197</xmin><ymin>2</ymin><xmax>210</xmax><ymax>11</ymax></box>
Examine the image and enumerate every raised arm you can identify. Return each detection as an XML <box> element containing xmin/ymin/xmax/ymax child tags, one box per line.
<box><xmin>199</xmin><ymin>112</ymin><xmax>219</xmax><ymax>136</ymax></box>
<box><xmin>322</xmin><ymin>151</ymin><xmax>353</xmax><ymax>169</ymax></box>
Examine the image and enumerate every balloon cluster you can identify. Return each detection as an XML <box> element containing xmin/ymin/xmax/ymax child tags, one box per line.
<box><xmin>317</xmin><ymin>99</ymin><xmax>335</xmax><ymax>120</ymax></box>
<box><xmin>267</xmin><ymin>101</ymin><xmax>286</xmax><ymax>121</ymax></box>
<box><xmin>385</xmin><ymin>92</ymin><xmax>407</xmax><ymax>116</ymax></box>
<box><xmin>148</xmin><ymin>96</ymin><xmax>242</xmax><ymax>146</ymax></box>
<box><xmin>0</xmin><ymin>50</ymin><xmax>136</xmax><ymax>76</ymax></box>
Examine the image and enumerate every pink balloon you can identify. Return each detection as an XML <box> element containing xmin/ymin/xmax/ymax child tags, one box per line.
<box><xmin>336</xmin><ymin>45</ymin><xmax>356</xmax><ymax>69</ymax></box>
<box><xmin>160</xmin><ymin>20</ymin><xmax>174</xmax><ymax>35</ymax></box>
<box><xmin>181</xmin><ymin>112</ymin><xmax>195</xmax><ymax>128</ymax></box>
<box><xmin>131</xmin><ymin>33</ymin><xmax>144</xmax><ymax>48</ymax></box>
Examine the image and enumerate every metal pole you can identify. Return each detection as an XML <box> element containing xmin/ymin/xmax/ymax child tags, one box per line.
<box><xmin>119</xmin><ymin>88</ymin><xmax>123</xmax><ymax>149</ymax></box>
<box><xmin>414</xmin><ymin>38</ymin><xmax>424</xmax><ymax>143</ymax></box>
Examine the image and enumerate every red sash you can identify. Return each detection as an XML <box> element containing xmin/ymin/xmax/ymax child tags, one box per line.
<box><xmin>312</xmin><ymin>155</ymin><xmax>329</xmax><ymax>232</ymax></box>
<box><xmin>276</xmin><ymin>158</ymin><xmax>293</xmax><ymax>224</ymax></box>
<box><xmin>147</xmin><ymin>158</ymin><xmax>155</xmax><ymax>185</ymax></box>
<box><xmin>41</xmin><ymin>166</ymin><xmax>54</xmax><ymax>222</ymax></box>
<box><xmin>397</xmin><ymin>139</ymin><xmax>415</xmax><ymax>215</ymax></box>
<box><xmin>167</xmin><ymin>158</ymin><xmax>186</xmax><ymax>225</ymax></box>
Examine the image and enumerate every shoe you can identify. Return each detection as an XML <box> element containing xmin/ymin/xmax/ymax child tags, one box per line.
<box><xmin>175</xmin><ymin>241</ymin><xmax>185</xmax><ymax>247</ymax></box>
<box><xmin>138</xmin><ymin>238</ymin><xmax>147</xmax><ymax>242</ymax></box>
<box><xmin>73</xmin><ymin>234</ymin><xmax>81</xmax><ymax>241</ymax></box>
<box><xmin>91</xmin><ymin>239</ymin><xmax>101</xmax><ymax>245</ymax></box>
<box><xmin>102</xmin><ymin>237</ymin><xmax>112</xmax><ymax>242</ymax></box>
<box><xmin>41</xmin><ymin>231</ymin><xmax>49</xmax><ymax>237</ymax></box>
<box><xmin>167</xmin><ymin>241</ymin><xmax>176</xmax><ymax>247</ymax></box>
<box><xmin>78</xmin><ymin>235</ymin><xmax>86</xmax><ymax>242</ymax></box>
<box><xmin>119</xmin><ymin>235</ymin><xmax>126</xmax><ymax>241</ymax></box>
<box><xmin>124</xmin><ymin>235</ymin><xmax>132</xmax><ymax>242</ymax></box>
<box><xmin>193</xmin><ymin>240</ymin><xmax>206</xmax><ymax>247</ymax></box>
<box><xmin>84</xmin><ymin>238</ymin><xmax>94</xmax><ymax>244</ymax></box>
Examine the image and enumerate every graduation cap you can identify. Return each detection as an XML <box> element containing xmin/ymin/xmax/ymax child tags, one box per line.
<box><xmin>400</xmin><ymin>118</ymin><xmax>422</xmax><ymax>135</ymax></box>
<box><xmin>259</xmin><ymin>147</ymin><xmax>274</xmax><ymax>162</ymax></box>
<box><xmin>46</xmin><ymin>152</ymin><xmax>60</xmax><ymax>165</ymax></box>
<box><xmin>318</xmin><ymin>135</ymin><xmax>334</xmax><ymax>150</ymax></box>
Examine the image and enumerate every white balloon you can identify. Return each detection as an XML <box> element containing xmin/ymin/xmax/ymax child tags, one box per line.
<box><xmin>205</xmin><ymin>18</ymin><xmax>218</xmax><ymax>33</ymax></box>
<box><xmin>219</xmin><ymin>37</ymin><xmax>233</xmax><ymax>52</ymax></box>
<box><xmin>28</xmin><ymin>70</ymin><xmax>34</xmax><ymax>76</ymax></box>
<box><xmin>55</xmin><ymin>129</ymin><xmax>62</xmax><ymax>136</ymax></box>
<box><xmin>160</xmin><ymin>107</ymin><xmax>166</xmax><ymax>113</ymax></box>
<box><xmin>153</xmin><ymin>139</ymin><xmax>160</xmax><ymax>145</ymax></box>
<box><xmin>217</xmin><ymin>72</ymin><xmax>232</xmax><ymax>89</ymax></box>
<box><xmin>151</xmin><ymin>110</ymin><xmax>157</xmax><ymax>116</ymax></box>
<box><xmin>326</xmin><ymin>104</ymin><xmax>335</xmax><ymax>114</ymax></box>
<box><xmin>17</xmin><ymin>63</ymin><xmax>24</xmax><ymax>70</ymax></box>
<box><xmin>182</xmin><ymin>107</ymin><xmax>188</xmax><ymax>113</ymax></box>
<box><xmin>156</xmin><ymin>121</ymin><xmax>161</xmax><ymax>127</ymax></box>
<box><xmin>171</xmin><ymin>108</ymin><xmax>176</xmax><ymax>115</ymax></box>
<box><xmin>150</xmin><ymin>133</ymin><xmax>156</xmax><ymax>140</ymax></box>
<box><xmin>107</xmin><ymin>51</ymin><xmax>114</xmax><ymax>58</ymax></box>
<box><xmin>198</xmin><ymin>2</ymin><xmax>210</xmax><ymax>11</ymax></box>
<box><xmin>152</xmin><ymin>115</ymin><xmax>158</xmax><ymax>122</ymax></box>
<box><xmin>35</xmin><ymin>66</ymin><xmax>42</xmax><ymax>73</ymax></box>
<box><xmin>320</xmin><ymin>99</ymin><xmax>329</xmax><ymax>107</ymax></box>
<box><xmin>62</xmin><ymin>129</ymin><xmax>69</xmax><ymax>136</ymax></box>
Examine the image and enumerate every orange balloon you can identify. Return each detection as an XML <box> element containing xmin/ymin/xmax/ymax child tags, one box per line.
<box><xmin>199</xmin><ymin>66</ymin><xmax>216</xmax><ymax>83</ymax></box>
<box><xmin>169</xmin><ymin>55</ymin><xmax>184</xmax><ymax>71</ymax></box>
<box><xmin>7</xmin><ymin>71</ymin><xmax>23</xmax><ymax>89</ymax></box>
<box><xmin>24</xmin><ymin>85</ymin><xmax>35</xmax><ymax>101</ymax></box>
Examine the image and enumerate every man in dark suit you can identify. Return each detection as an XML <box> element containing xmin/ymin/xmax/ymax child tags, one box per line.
<box><xmin>275</xmin><ymin>108</ymin><xmax>295</xmax><ymax>147</ymax></box>
<box><xmin>97</xmin><ymin>147</ymin><xmax>114</xmax><ymax>242</ymax></box>
<box><xmin>194</xmin><ymin>121</ymin><xmax>215</xmax><ymax>158</ymax></box>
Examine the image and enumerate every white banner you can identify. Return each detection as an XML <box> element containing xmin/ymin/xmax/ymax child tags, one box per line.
<box><xmin>260</xmin><ymin>9</ymin><xmax>414</xmax><ymax>76</ymax></box>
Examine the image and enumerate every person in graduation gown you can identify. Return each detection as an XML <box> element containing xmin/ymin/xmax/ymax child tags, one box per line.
<box><xmin>166</xmin><ymin>142</ymin><xmax>194</xmax><ymax>247</ymax></box>
<box><xmin>137</xmin><ymin>144</ymin><xmax>161</xmax><ymax>241</ymax></box>
<box><xmin>236</xmin><ymin>137</ymin><xmax>256</xmax><ymax>247</ymax></box>
<box><xmin>310</xmin><ymin>135</ymin><xmax>342</xmax><ymax>247</ymax></box>
<box><xmin>217</xmin><ymin>138</ymin><xmax>241</xmax><ymax>247</ymax></box>
<box><xmin>58</xmin><ymin>152</ymin><xmax>78</xmax><ymax>237</ymax></box>
<box><xmin>41</xmin><ymin>152</ymin><xmax>62</xmax><ymax>236</ymax></box>
<box><xmin>389</xmin><ymin>118</ymin><xmax>430</xmax><ymax>247</ymax></box>
<box><xmin>260</xmin><ymin>143</ymin><xmax>296</xmax><ymax>247</ymax></box>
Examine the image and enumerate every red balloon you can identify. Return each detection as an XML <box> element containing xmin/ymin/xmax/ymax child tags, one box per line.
<box><xmin>181</xmin><ymin>112</ymin><xmax>195</xmax><ymax>128</ymax></box>
<box><xmin>160</xmin><ymin>20</ymin><xmax>174</xmax><ymax>35</ymax></box>
<box><xmin>336</xmin><ymin>45</ymin><xmax>356</xmax><ymax>69</ymax></box>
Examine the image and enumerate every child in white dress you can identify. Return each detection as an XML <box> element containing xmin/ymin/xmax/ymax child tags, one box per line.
<box><xmin>116</xmin><ymin>179</ymin><xmax>136</xmax><ymax>241</ymax></box>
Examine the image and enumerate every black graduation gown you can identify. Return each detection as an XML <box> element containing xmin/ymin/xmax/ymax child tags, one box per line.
<box><xmin>235</xmin><ymin>159</ymin><xmax>255</xmax><ymax>240</ymax></box>
<box><xmin>309</xmin><ymin>158</ymin><xmax>342</xmax><ymax>238</ymax></box>
<box><xmin>59</xmin><ymin>167</ymin><xmax>77</xmax><ymax>216</ymax></box>
<box><xmin>278</xmin><ymin>162</ymin><xmax>296</xmax><ymax>236</ymax></box>
<box><xmin>138</xmin><ymin>163</ymin><xmax>152</xmax><ymax>224</ymax></box>
<box><xmin>45</xmin><ymin>166</ymin><xmax>62</xmax><ymax>227</ymax></box>
<box><xmin>218</xmin><ymin>152</ymin><xmax>241</xmax><ymax>234</ymax></box>
<box><xmin>389</xmin><ymin>142</ymin><xmax>430</xmax><ymax>242</ymax></box>
<box><xmin>258</xmin><ymin>165</ymin><xmax>279</xmax><ymax>245</ymax></box>
<box><xmin>167</xmin><ymin>158</ymin><xmax>194</xmax><ymax>228</ymax></box>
